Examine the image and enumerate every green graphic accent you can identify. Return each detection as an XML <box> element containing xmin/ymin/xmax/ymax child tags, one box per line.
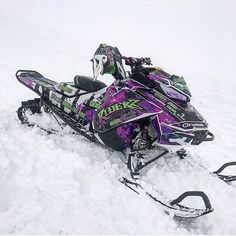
<box><xmin>173</xmin><ymin>78</ymin><xmax>186</xmax><ymax>91</ymax></box>
<box><xmin>172</xmin><ymin>76</ymin><xmax>186</xmax><ymax>85</ymax></box>
<box><xmin>62</xmin><ymin>100</ymin><xmax>72</xmax><ymax>110</ymax></box>
<box><xmin>89</xmin><ymin>100</ymin><xmax>100</xmax><ymax>109</ymax></box>
<box><xmin>72</xmin><ymin>106</ymin><xmax>77</xmax><ymax>113</ymax></box>
<box><xmin>154</xmin><ymin>91</ymin><xmax>166</xmax><ymax>102</ymax></box>
<box><xmin>105</xmin><ymin>65</ymin><xmax>116</xmax><ymax>75</ymax></box>
<box><xmin>166</xmin><ymin>102</ymin><xmax>185</xmax><ymax>120</ymax></box>
<box><xmin>51</xmin><ymin>93</ymin><xmax>62</xmax><ymax>103</ymax></box>
<box><xmin>109</xmin><ymin>118</ymin><xmax>121</xmax><ymax>127</ymax></box>
<box><xmin>170</xmin><ymin>75</ymin><xmax>191</xmax><ymax>96</ymax></box>
<box><xmin>78</xmin><ymin>111</ymin><xmax>85</xmax><ymax>118</ymax></box>
<box><xmin>166</xmin><ymin>102</ymin><xmax>177</xmax><ymax>116</ymax></box>
<box><xmin>98</xmin><ymin>99</ymin><xmax>141</xmax><ymax>118</ymax></box>
<box><xmin>58</xmin><ymin>84</ymin><xmax>73</xmax><ymax>94</ymax></box>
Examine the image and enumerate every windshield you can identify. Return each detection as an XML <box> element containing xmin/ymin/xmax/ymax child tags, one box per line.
<box><xmin>168</xmin><ymin>75</ymin><xmax>191</xmax><ymax>97</ymax></box>
<box><xmin>148</xmin><ymin>70</ymin><xmax>192</xmax><ymax>100</ymax></box>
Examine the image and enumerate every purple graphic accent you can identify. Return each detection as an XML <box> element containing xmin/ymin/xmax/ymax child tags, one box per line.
<box><xmin>104</xmin><ymin>84</ymin><xmax>118</xmax><ymax>96</ymax></box>
<box><xmin>85</xmin><ymin>109</ymin><xmax>96</xmax><ymax>122</ymax></box>
<box><xmin>126</xmin><ymin>79</ymin><xmax>145</xmax><ymax>89</ymax></box>
<box><xmin>139</xmin><ymin>99</ymin><xmax>161</xmax><ymax>112</ymax></box>
<box><xmin>18</xmin><ymin>76</ymin><xmax>36</xmax><ymax>89</ymax></box>
<box><xmin>159</xmin><ymin>112</ymin><xmax>178</xmax><ymax>125</ymax></box>
<box><xmin>94</xmin><ymin>88</ymin><xmax>162</xmax><ymax>132</ymax></box>
<box><xmin>76</xmin><ymin>103</ymin><xmax>96</xmax><ymax>124</ymax></box>
<box><xmin>116</xmin><ymin>123</ymin><xmax>138</xmax><ymax>147</ymax></box>
<box><xmin>147</xmin><ymin>72</ymin><xmax>168</xmax><ymax>84</ymax></box>
<box><xmin>160</xmin><ymin>85</ymin><xmax>188</xmax><ymax>101</ymax></box>
<box><xmin>100</xmin><ymin>87</ymin><xmax>126</xmax><ymax>109</ymax></box>
<box><xmin>76</xmin><ymin>103</ymin><xmax>85</xmax><ymax>112</ymax></box>
<box><xmin>147</xmin><ymin>72</ymin><xmax>188</xmax><ymax>102</ymax></box>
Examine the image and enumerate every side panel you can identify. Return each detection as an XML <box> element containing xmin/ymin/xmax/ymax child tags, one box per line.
<box><xmin>93</xmin><ymin>88</ymin><xmax>162</xmax><ymax>133</ymax></box>
<box><xmin>137</xmin><ymin>89</ymin><xmax>208</xmax><ymax>146</ymax></box>
<box><xmin>48</xmin><ymin>90</ymin><xmax>95</xmax><ymax>127</ymax></box>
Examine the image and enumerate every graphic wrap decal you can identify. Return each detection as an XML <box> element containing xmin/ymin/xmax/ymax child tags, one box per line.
<box><xmin>88</xmin><ymin>100</ymin><xmax>100</xmax><ymax>109</ymax></box>
<box><xmin>94</xmin><ymin>89</ymin><xmax>162</xmax><ymax>132</ymax></box>
<box><xmin>18</xmin><ymin>76</ymin><xmax>36</xmax><ymax>89</ymax></box>
<box><xmin>116</xmin><ymin>123</ymin><xmax>139</xmax><ymax>148</ymax></box>
<box><xmin>58</xmin><ymin>83</ymin><xmax>73</xmax><ymax>94</ymax></box>
<box><xmin>126</xmin><ymin>82</ymin><xmax>208</xmax><ymax>146</ymax></box>
<box><xmin>98</xmin><ymin>99</ymin><xmax>141</xmax><ymax>118</ymax></box>
<box><xmin>165</xmin><ymin>101</ymin><xmax>185</xmax><ymax>121</ymax></box>
<box><xmin>75</xmin><ymin>103</ymin><xmax>96</xmax><ymax>126</ymax></box>
<box><xmin>16</xmin><ymin>67</ymin><xmax>212</xmax><ymax>150</ymax></box>
<box><xmin>54</xmin><ymin>83</ymin><xmax>79</xmax><ymax>96</ymax></box>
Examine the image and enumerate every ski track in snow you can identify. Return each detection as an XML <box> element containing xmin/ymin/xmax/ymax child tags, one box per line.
<box><xmin>0</xmin><ymin>0</ymin><xmax>236</xmax><ymax>234</ymax></box>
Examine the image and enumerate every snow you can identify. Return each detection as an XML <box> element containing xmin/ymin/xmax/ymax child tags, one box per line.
<box><xmin>0</xmin><ymin>0</ymin><xmax>236</xmax><ymax>234</ymax></box>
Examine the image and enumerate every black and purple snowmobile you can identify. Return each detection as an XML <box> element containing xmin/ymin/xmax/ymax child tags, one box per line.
<box><xmin>16</xmin><ymin>44</ymin><xmax>236</xmax><ymax>219</ymax></box>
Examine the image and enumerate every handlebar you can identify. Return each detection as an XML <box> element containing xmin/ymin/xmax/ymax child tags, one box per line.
<box><xmin>122</xmin><ymin>56</ymin><xmax>152</xmax><ymax>69</ymax></box>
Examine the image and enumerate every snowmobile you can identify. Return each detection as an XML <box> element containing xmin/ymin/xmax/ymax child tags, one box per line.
<box><xmin>16</xmin><ymin>44</ymin><xmax>236</xmax><ymax>219</ymax></box>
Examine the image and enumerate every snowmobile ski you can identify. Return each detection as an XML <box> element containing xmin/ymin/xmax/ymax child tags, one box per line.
<box><xmin>212</xmin><ymin>161</ymin><xmax>236</xmax><ymax>183</ymax></box>
<box><xmin>119</xmin><ymin>177</ymin><xmax>214</xmax><ymax>219</ymax></box>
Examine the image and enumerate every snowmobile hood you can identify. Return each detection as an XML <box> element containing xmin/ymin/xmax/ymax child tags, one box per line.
<box><xmin>148</xmin><ymin>69</ymin><xmax>191</xmax><ymax>102</ymax></box>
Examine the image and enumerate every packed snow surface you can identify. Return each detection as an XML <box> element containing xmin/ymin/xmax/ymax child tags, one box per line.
<box><xmin>0</xmin><ymin>0</ymin><xmax>236</xmax><ymax>234</ymax></box>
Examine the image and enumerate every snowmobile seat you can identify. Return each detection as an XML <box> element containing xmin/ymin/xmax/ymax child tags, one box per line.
<box><xmin>74</xmin><ymin>75</ymin><xmax>106</xmax><ymax>92</ymax></box>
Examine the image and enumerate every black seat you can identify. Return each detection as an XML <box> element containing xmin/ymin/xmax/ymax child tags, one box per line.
<box><xmin>74</xmin><ymin>75</ymin><xmax>106</xmax><ymax>92</ymax></box>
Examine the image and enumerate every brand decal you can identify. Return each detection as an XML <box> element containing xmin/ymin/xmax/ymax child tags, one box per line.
<box><xmin>165</xmin><ymin>102</ymin><xmax>185</xmax><ymax>120</ymax></box>
<box><xmin>181</xmin><ymin>122</ymin><xmax>206</xmax><ymax>129</ymax></box>
<box><xmin>98</xmin><ymin>99</ymin><xmax>141</xmax><ymax>118</ymax></box>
